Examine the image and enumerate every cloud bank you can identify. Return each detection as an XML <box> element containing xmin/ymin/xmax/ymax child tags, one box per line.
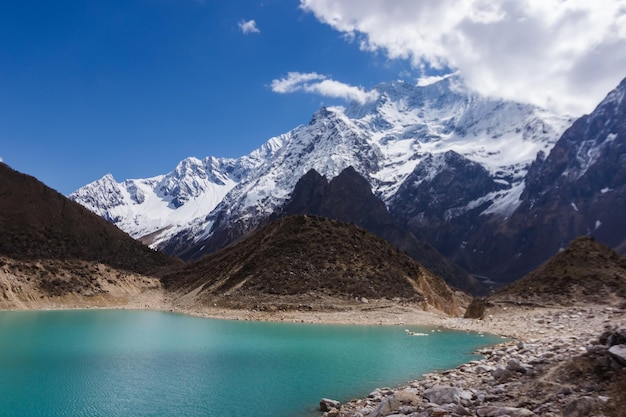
<box><xmin>238</xmin><ymin>19</ymin><xmax>260</xmax><ymax>34</ymax></box>
<box><xmin>300</xmin><ymin>0</ymin><xmax>626</xmax><ymax>115</ymax></box>
<box><xmin>271</xmin><ymin>72</ymin><xmax>380</xmax><ymax>104</ymax></box>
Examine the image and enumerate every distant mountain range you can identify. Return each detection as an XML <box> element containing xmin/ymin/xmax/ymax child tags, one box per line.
<box><xmin>70</xmin><ymin>75</ymin><xmax>626</xmax><ymax>288</ymax></box>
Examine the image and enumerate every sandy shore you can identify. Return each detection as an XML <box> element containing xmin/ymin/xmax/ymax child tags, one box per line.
<box><xmin>4</xmin><ymin>288</ymin><xmax>623</xmax><ymax>342</ymax></box>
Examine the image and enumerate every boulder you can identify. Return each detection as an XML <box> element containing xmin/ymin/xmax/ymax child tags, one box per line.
<box><xmin>393</xmin><ymin>390</ymin><xmax>420</xmax><ymax>405</ymax></box>
<box><xmin>476</xmin><ymin>405</ymin><xmax>535</xmax><ymax>416</ymax></box>
<box><xmin>607</xmin><ymin>330</ymin><xmax>626</xmax><ymax>346</ymax></box>
<box><xmin>423</xmin><ymin>386</ymin><xmax>463</xmax><ymax>405</ymax></box>
<box><xmin>320</xmin><ymin>398</ymin><xmax>341</xmax><ymax>412</ymax></box>
<box><xmin>366</xmin><ymin>398</ymin><xmax>394</xmax><ymax>417</ymax></box>
<box><xmin>506</xmin><ymin>358</ymin><xmax>526</xmax><ymax>373</ymax></box>
<box><xmin>608</xmin><ymin>344</ymin><xmax>626</xmax><ymax>366</ymax></box>
<box><xmin>326</xmin><ymin>407</ymin><xmax>339</xmax><ymax>417</ymax></box>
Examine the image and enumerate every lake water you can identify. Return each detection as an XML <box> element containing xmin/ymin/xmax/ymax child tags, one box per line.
<box><xmin>0</xmin><ymin>310</ymin><xmax>501</xmax><ymax>417</ymax></box>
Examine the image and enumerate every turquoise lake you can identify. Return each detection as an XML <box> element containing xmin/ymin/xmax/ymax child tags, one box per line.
<box><xmin>0</xmin><ymin>310</ymin><xmax>501</xmax><ymax>417</ymax></box>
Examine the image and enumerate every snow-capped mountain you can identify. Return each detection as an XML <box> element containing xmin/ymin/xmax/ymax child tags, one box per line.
<box><xmin>460</xmin><ymin>76</ymin><xmax>626</xmax><ymax>282</ymax></box>
<box><xmin>70</xmin><ymin>75</ymin><xmax>572</xmax><ymax>271</ymax></box>
<box><xmin>70</xmin><ymin>138</ymin><xmax>283</xmax><ymax>245</ymax></box>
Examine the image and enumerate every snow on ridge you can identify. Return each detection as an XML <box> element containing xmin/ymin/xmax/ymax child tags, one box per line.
<box><xmin>71</xmin><ymin>75</ymin><xmax>573</xmax><ymax>247</ymax></box>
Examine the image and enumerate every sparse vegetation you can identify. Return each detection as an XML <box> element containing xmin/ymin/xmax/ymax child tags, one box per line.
<box><xmin>489</xmin><ymin>236</ymin><xmax>626</xmax><ymax>306</ymax></box>
<box><xmin>0</xmin><ymin>163</ymin><xmax>181</xmax><ymax>276</ymax></box>
<box><xmin>162</xmin><ymin>215</ymin><xmax>463</xmax><ymax>315</ymax></box>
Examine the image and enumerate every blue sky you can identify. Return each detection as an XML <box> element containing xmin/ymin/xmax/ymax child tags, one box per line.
<box><xmin>2</xmin><ymin>0</ymin><xmax>625</xmax><ymax>195</ymax></box>
<box><xmin>0</xmin><ymin>0</ymin><xmax>413</xmax><ymax>194</ymax></box>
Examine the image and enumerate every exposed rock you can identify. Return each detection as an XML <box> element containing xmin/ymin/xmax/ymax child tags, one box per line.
<box><xmin>608</xmin><ymin>344</ymin><xmax>626</xmax><ymax>366</ymax></box>
<box><xmin>393</xmin><ymin>390</ymin><xmax>419</xmax><ymax>405</ymax></box>
<box><xmin>562</xmin><ymin>396</ymin><xmax>602</xmax><ymax>417</ymax></box>
<box><xmin>506</xmin><ymin>358</ymin><xmax>527</xmax><ymax>373</ymax></box>
<box><xmin>422</xmin><ymin>386</ymin><xmax>463</xmax><ymax>405</ymax></box>
<box><xmin>320</xmin><ymin>398</ymin><xmax>341</xmax><ymax>412</ymax></box>
<box><xmin>323</xmin><ymin>308</ymin><xmax>626</xmax><ymax>417</ymax></box>
<box><xmin>366</xmin><ymin>398</ymin><xmax>394</xmax><ymax>417</ymax></box>
<box><xmin>476</xmin><ymin>406</ymin><xmax>535</xmax><ymax>417</ymax></box>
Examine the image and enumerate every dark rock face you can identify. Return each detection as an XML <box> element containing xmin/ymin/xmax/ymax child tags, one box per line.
<box><xmin>391</xmin><ymin>151</ymin><xmax>507</xmax><ymax>228</ymax></box>
<box><xmin>399</xmin><ymin>78</ymin><xmax>626</xmax><ymax>284</ymax></box>
<box><xmin>389</xmin><ymin>151</ymin><xmax>508</xmax><ymax>267</ymax></box>
<box><xmin>477</xmin><ymin>78</ymin><xmax>626</xmax><ymax>281</ymax></box>
<box><xmin>280</xmin><ymin>167</ymin><xmax>394</xmax><ymax>237</ymax></box>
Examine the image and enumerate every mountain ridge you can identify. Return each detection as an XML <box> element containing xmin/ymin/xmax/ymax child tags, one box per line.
<box><xmin>71</xmin><ymin>74</ymin><xmax>604</xmax><ymax>286</ymax></box>
<box><xmin>71</xmin><ymin>77</ymin><xmax>569</xmax><ymax>247</ymax></box>
<box><xmin>162</xmin><ymin>215</ymin><xmax>467</xmax><ymax>316</ymax></box>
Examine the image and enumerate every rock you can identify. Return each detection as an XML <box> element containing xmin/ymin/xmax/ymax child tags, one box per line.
<box><xmin>423</xmin><ymin>386</ymin><xmax>463</xmax><ymax>405</ymax></box>
<box><xmin>607</xmin><ymin>330</ymin><xmax>626</xmax><ymax>346</ymax></box>
<box><xmin>476</xmin><ymin>405</ymin><xmax>535</xmax><ymax>416</ymax></box>
<box><xmin>440</xmin><ymin>403</ymin><xmax>472</xmax><ymax>415</ymax></box>
<box><xmin>475</xmin><ymin>364</ymin><xmax>495</xmax><ymax>374</ymax></box>
<box><xmin>393</xmin><ymin>390</ymin><xmax>419</xmax><ymax>405</ymax></box>
<box><xmin>562</xmin><ymin>396</ymin><xmax>601</xmax><ymax>417</ymax></box>
<box><xmin>326</xmin><ymin>407</ymin><xmax>340</xmax><ymax>417</ymax></box>
<box><xmin>366</xmin><ymin>398</ymin><xmax>393</xmax><ymax>417</ymax></box>
<box><xmin>506</xmin><ymin>358</ymin><xmax>526</xmax><ymax>373</ymax></box>
<box><xmin>491</xmin><ymin>367</ymin><xmax>514</xmax><ymax>382</ymax></box>
<box><xmin>320</xmin><ymin>398</ymin><xmax>341</xmax><ymax>412</ymax></box>
<box><xmin>599</xmin><ymin>330</ymin><xmax>613</xmax><ymax>345</ymax></box>
<box><xmin>608</xmin><ymin>344</ymin><xmax>626</xmax><ymax>366</ymax></box>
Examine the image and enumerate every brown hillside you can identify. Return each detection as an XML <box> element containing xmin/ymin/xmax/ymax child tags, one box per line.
<box><xmin>466</xmin><ymin>236</ymin><xmax>626</xmax><ymax>317</ymax></box>
<box><xmin>496</xmin><ymin>236</ymin><xmax>626</xmax><ymax>304</ymax></box>
<box><xmin>163</xmin><ymin>215</ymin><xmax>466</xmax><ymax>316</ymax></box>
<box><xmin>0</xmin><ymin>163</ymin><xmax>179</xmax><ymax>273</ymax></box>
<box><xmin>0</xmin><ymin>163</ymin><xmax>181</xmax><ymax>307</ymax></box>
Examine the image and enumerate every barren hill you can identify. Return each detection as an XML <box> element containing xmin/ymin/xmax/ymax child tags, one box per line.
<box><xmin>466</xmin><ymin>236</ymin><xmax>626</xmax><ymax>318</ymax></box>
<box><xmin>162</xmin><ymin>215</ymin><xmax>467</xmax><ymax>316</ymax></box>
<box><xmin>0</xmin><ymin>163</ymin><xmax>181</xmax><ymax>308</ymax></box>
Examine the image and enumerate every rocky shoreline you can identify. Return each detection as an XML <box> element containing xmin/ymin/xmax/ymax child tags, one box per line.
<box><xmin>320</xmin><ymin>305</ymin><xmax>626</xmax><ymax>417</ymax></box>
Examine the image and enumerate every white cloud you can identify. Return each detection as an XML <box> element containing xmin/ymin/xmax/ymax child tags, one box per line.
<box><xmin>238</xmin><ymin>19</ymin><xmax>260</xmax><ymax>34</ymax></box>
<box><xmin>300</xmin><ymin>0</ymin><xmax>626</xmax><ymax>115</ymax></box>
<box><xmin>271</xmin><ymin>72</ymin><xmax>380</xmax><ymax>104</ymax></box>
<box><xmin>417</xmin><ymin>72</ymin><xmax>459</xmax><ymax>87</ymax></box>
